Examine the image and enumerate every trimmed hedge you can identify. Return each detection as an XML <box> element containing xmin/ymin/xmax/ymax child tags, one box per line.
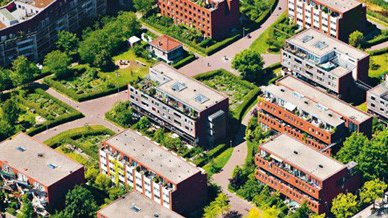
<box><xmin>172</xmin><ymin>53</ymin><xmax>196</xmax><ymax>68</ymax></box>
<box><xmin>233</xmin><ymin>87</ymin><xmax>261</xmax><ymax>121</ymax></box>
<box><xmin>366</xmin><ymin>32</ymin><xmax>388</xmax><ymax>48</ymax></box>
<box><xmin>368</xmin><ymin>47</ymin><xmax>388</xmax><ymax>56</ymax></box>
<box><xmin>44</xmin><ymin>76</ymin><xmax>126</xmax><ymax>102</ymax></box>
<box><xmin>27</xmin><ymin>113</ymin><xmax>84</xmax><ymax>136</ymax></box>
<box><xmin>44</xmin><ymin>125</ymin><xmax>115</xmax><ymax>147</ymax></box>
<box><xmin>193</xmin><ymin>143</ymin><xmax>229</xmax><ymax>167</ymax></box>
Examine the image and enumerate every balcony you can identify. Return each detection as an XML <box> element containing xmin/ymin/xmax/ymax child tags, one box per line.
<box><xmin>255</xmin><ymin>155</ymin><xmax>321</xmax><ymax>199</ymax></box>
<box><xmin>255</xmin><ymin>169</ymin><xmax>320</xmax><ymax>213</ymax></box>
<box><xmin>258</xmin><ymin>98</ymin><xmax>334</xmax><ymax>145</ymax></box>
<box><xmin>259</xmin><ymin>112</ymin><xmax>331</xmax><ymax>155</ymax></box>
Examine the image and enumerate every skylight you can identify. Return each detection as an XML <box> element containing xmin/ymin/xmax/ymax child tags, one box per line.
<box><xmin>171</xmin><ymin>82</ymin><xmax>186</xmax><ymax>92</ymax></box>
<box><xmin>16</xmin><ymin>146</ymin><xmax>26</xmax><ymax>152</ymax></box>
<box><xmin>194</xmin><ymin>94</ymin><xmax>209</xmax><ymax>104</ymax></box>
<box><xmin>314</xmin><ymin>41</ymin><xmax>328</xmax><ymax>50</ymax></box>
<box><xmin>302</xmin><ymin>35</ymin><xmax>313</xmax><ymax>43</ymax></box>
<box><xmin>48</xmin><ymin>163</ymin><xmax>58</xmax><ymax>169</ymax></box>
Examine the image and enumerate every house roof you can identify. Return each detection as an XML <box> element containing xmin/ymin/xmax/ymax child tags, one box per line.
<box><xmin>150</xmin><ymin>35</ymin><xmax>182</xmax><ymax>52</ymax></box>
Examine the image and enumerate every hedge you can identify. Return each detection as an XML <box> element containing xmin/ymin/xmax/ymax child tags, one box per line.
<box><xmin>233</xmin><ymin>87</ymin><xmax>261</xmax><ymax>121</ymax></box>
<box><xmin>172</xmin><ymin>53</ymin><xmax>196</xmax><ymax>68</ymax></box>
<box><xmin>27</xmin><ymin>112</ymin><xmax>84</xmax><ymax>136</ymax></box>
<box><xmin>193</xmin><ymin>143</ymin><xmax>229</xmax><ymax>167</ymax></box>
<box><xmin>44</xmin><ymin>125</ymin><xmax>115</xmax><ymax>147</ymax></box>
<box><xmin>44</xmin><ymin>76</ymin><xmax>127</xmax><ymax>102</ymax></box>
<box><xmin>368</xmin><ymin>47</ymin><xmax>388</xmax><ymax>56</ymax></box>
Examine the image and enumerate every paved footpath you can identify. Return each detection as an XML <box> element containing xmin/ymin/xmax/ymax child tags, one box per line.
<box><xmin>212</xmin><ymin>106</ymin><xmax>257</xmax><ymax>216</ymax></box>
<box><xmin>179</xmin><ymin>0</ymin><xmax>287</xmax><ymax>77</ymax></box>
<box><xmin>33</xmin><ymin>88</ymin><xmax>127</xmax><ymax>141</ymax></box>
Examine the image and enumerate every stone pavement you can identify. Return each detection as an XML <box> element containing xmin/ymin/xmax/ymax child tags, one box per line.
<box><xmin>179</xmin><ymin>0</ymin><xmax>287</xmax><ymax>77</ymax></box>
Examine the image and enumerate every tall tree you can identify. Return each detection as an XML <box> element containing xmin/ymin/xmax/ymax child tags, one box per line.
<box><xmin>56</xmin><ymin>31</ymin><xmax>79</xmax><ymax>55</ymax></box>
<box><xmin>63</xmin><ymin>186</ymin><xmax>98</xmax><ymax>218</ymax></box>
<box><xmin>10</xmin><ymin>56</ymin><xmax>38</xmax><ymax>87</ymax></box>
<box><xmin>0</xmin><ymin>68</ymin><xmax>13</xmax><ymax>91</ymax></box>
<box><xmin>336</xmin><ymin>132</ymin><xmax>369</xmax><ymax>164</ymax></box>
<box><xmin>17</xmin><ymin>195</ymin><xmax>34</xmax><ymax>218</ymax></box>
<box><xmin>349</xmin><ymin>31</ymin><xmax>365</xmax><ymax>48</ymax></box>
<box><xmin>232</xmin><ymin>49</ymin><xmax>264</xmax><ymax>82</ymax></box>
<box><xmin>331</xmin><ymin>193</ymin><xmax>358</xmax><ymax>218</ymax></box>
<box><xmin>44</xmin><ymin>50</ymin><xmax>71</xmax><ymax>79</ymax></box>
<box><xmin>360</xmin><ymin>179</ymin><xmax>387</xmax><ymax>205</ymax></box>
<box><xmin>132</xmin><ymin>0</ymin><xmax>156</xmax><ymax>14</ymax></box>
<box><xmin>0</xmin><ymin>119</ymin><xmax>15</xmax><ymax>140</ymax></box>
<box><xmin>2</xmin><ymin>98</ymin><xmax>20</xmax><ymax>124</ymax></box>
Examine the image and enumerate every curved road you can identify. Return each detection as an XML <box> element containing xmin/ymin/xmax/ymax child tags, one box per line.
<box><xmin>179</xmin><ymin>0</ymin><xmax>287</xmax><ymax>77</ymax></box>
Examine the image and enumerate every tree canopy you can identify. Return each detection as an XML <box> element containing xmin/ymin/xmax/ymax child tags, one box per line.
<box><xmin>44</xmin><ymin>50</ymin><xmax>71</xmax><ymax>79</ymax></box>
<box><xmin>331</xmin><ymin>193</ymin><xmax>358</xmax><ymax>218</ymax></box>
<box><xmin>10</xmin><ymin>56</ymin><xmax>38</xmax><ymax>87</ymax></box>
<box><xmin>62</xmin><ymin>186</ymin><xmax>98</xmax><ymax>218</ymax></box>
<box><xmin>349</xmin><ymin>31</ymin><xmax>365</xmax><ymax>48</ymax></box>
<box><xmin>360</xmin><ymin>179</ymin><xmax>387</xmax><ymax>204</ymax></box>
<box><xmin>203</xmin><ymin>193</ymin><xmax>230</xmax><ymax>218</ymax></box>
<box><xmin>133</xmin><ymin>0</ymin><xmax>156</xmax><ymax>14</ymax></box>
<box><xmin>17</xmin><ymin>195</ymin><xmax>34</xmax><ymax>218</ymax></box>
<box><xmin>56</xmin><ymin>30</ymin><xmax>79</xmax><ymax>55</ymax></box>
<box><xmin>232</xmin><ymin>49</ymin><xmax>264</xmax><ymax>82</ymax></box>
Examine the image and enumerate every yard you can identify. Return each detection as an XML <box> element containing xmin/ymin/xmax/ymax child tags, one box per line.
<box><xmin>250</xmin><ymin>12</ymin><xmax>297</xmax><ymax>54</ymax></box>
<box><xmin>0</xmin><ymin>87</ymin><xmax>82</xmax><ymax>140</ymax></box>
<box><xmin>369</xmin><ymin>51</ymin><xmax>388</xmax><ymax>80</ymax></box>
<box><xmin>44</xmin><ymin>48</ymin><xmax>154</xmax><ymax>102</ymax></box>
<box><xmin>195</xmin><ymin>69</ymin><xmax>260</xmax><ymax>121</ymax></box>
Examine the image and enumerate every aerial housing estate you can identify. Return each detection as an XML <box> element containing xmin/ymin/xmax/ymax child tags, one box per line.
<box><xmin>282</xmin><ymin>29</ymin><xmax>370</xmax><ymax>100</ymax></box>
<box><xmin>99</xmin><ymin>129</ymin><xmax>208</xmax><ymax>216</ymax></box>
<box><xmin>258</xmin><ymin>76</ymin><xmax>372</xmax><ymax>155</ymax></box>
<box><xmin>157</xmin><ymin>0</ymin><xmax>240</xmax><ymax>39</ymax></box>
<box><xmin>128</xmin><ymin>62</ymin><xmax>229</xmax><ymax>147</ymax></box>
<box><xmin>287</xmin><ymin>0</ymin><xmax>367</xmax><ymax>42</ymax></box>
<box><xmin>255</xmin><ymin>134</ymin><xmax>360</xmax><ymax>214</ymax></box>
<box><xmin>0</xmin><ymin>133</ymin><xmax>85</xmax><ymax>215</ymax></box>
<box><xmin>367</xmin><ymin>74</ymin><xmax>388</xmax><ymax>121</ymax></box>
<box><xmin>0</xmin><ymin>0</ymin><xmax>107</xmax><ymax>66</ymax></box>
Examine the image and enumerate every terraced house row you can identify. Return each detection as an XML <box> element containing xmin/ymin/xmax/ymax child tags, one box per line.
<box><xmin>258</xmin><ymin>76</ymin><xmax>372</xmax><ymax>155</ymax></box>
<box><xmin>99</xmin><ymin>129</ymin><xmax>208</xmax><ymax>217</ymax></box>
<box><xmin>157</xmin><ymin>0</ymin><xmax>240</xmax><ymax>39</ymax></box>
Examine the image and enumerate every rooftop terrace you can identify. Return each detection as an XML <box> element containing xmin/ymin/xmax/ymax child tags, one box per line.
<box><xmin>104</xmin><ymin>129</ymin><xmax>202</xmax><ymax>184</ymax></box>
<box><xmin>278</xmin><ymin>76</ymin><xmax>371</xmax><ymax>123</ymax></box>
<box><xmin>313</xmin><ymin>0</ymin><xmax>362</xmax><ymax>14</ymax></box>
<box><xmin>97</xmin><ymin>191</ymin><xmax>183</xmax><ymax>218</ymax></box>
<box><xmin>261</xmin><ymin>134</ymin><xmax>345</xmax><ymax>181</ymax></box>
<box><xmin>0</xmin><ymin>133</ymin><xmax>83</xmax><ymax>186</ymax></box>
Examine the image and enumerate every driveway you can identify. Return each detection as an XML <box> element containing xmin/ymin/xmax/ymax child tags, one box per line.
<box><xmin>179</xmin><ymin>0</ymin><xmax>287</xmax><ymax>77</ymax></box>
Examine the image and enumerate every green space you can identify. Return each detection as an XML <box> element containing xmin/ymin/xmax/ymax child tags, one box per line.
<box><xmin>0</xmin><ymin>87</ymin><xmax>83</xmax><ymax>141</ymax></box>
<box><xmin>195</xmin><ymin>69</ymin><xmax>260</xmax><ymax>121</ymax></box>
<box><xmin>240</xmin><ymin>0</ymin><xmax>277</xmax><ymax>24</ymax></box>
<box><xmin>203</xmin><ymin>147</ymin><xmax>233</xmax><ymax>176</ymax></box>
<box><xmin>356</xmin><ymin>102</ymin><xmax>367</xmax><ymax>112</ymax></box>
<box><xmin>250</xmin><ymin>13</ymin><xmax>297</xmax><ymax>54</ymax></box>
<box><xmin>369</xmin><ymin>50</ymin><xmax>388</xmax><ymax>80</ymax></box>
<box><xmin>362</xmin><ymin>0</ymin><xmax>388</xmax><ymax>25</ymax></box>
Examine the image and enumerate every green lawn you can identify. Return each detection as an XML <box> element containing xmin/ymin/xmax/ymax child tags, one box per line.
<box><xmin>369</xmin><ymin>52</ymin><xmax>388</xmax><ymax>79</ymax></box>
<box><xmin>250</xmin><ymin>12</ymin><xmax>289</xmax><ymax>53</ymax></box>
<box><xmin>203</xmin><ymin>147</ymin><xmax>234</xmax><ymax>176</ymax></box>
<box><xmin>356</xmin><ymin>102</ymin><xmax>367</xmax><ymax>112</ymax></box>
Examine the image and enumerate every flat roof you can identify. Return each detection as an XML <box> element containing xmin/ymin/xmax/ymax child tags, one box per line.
<box><xmin>262</xmin><ymin>83</ymin><xmax>345</xmax><ymax>127</ymax></box>
<box><xmin>98</xmin><ymin>191</ymin><xmax>183</xmax><ymax>218</ymax></box>
<box><xmin>151</xmin><ymin>62</ymin><xmax>227</xmax><ymax>112</ymax></box>
<box><xmin>278</xmin><ymin>76</ymin><xmax>371</xmax><ymax>123</ymax></box>
<box><xmin>150</xmin><ymin>35</ymin><xmax>182</xmax><ymax>52</ymax></box>
<box><xmin>26</xmin><ymin>0</ymin><xmax>54</xmax><ymax>8</ymax></box>
<box><xmin>314</xmin><ymin>0</ymin><xmax>362</xmax><ymax>13</ymax></box>
<box><xmin>262</xmin><ymin>134</ymin><xmax>346</xmax><ymax>181</ymax></box>
<box><xmin>287</xmin><ymin>29</ymin><xmax>368</xmax><ymax>59</ymax></box>
<box><xmin>369</xmin><ymin>82</ymin><xmax>388</xmax><ymax>101</ymax></box>
<box><xmin>104</xmin><ymin>129</ymin><xmax>201</xmax><ymax>184</ymax></box>
<box><xmin>0</xmin><ymin>133</ymin><xmax>83</xmax><ymax>187</ymax></box>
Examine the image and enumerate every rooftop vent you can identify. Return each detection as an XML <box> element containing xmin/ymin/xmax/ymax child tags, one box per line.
<box><xmin>318</xmin><ymin>164</ymin><xmax>323</xmax><ymax>168</ymax></box>
<box><xmin>154</xmin><ymin>213</ymin><xmax>160</xmax><ymax>217</ymax></box>
<box><xmin>194</xmin><ymin>94</ymin><xmax>209</xmax><ymax>104</ymax></box>
<box><xmin>16</xmin><ymin>146</ymin><xmax>26</xmax><ymax>152</ymax></box>
<box><xmin>314</xmin><ymin>41</ymin><xmax>328</xmax><ymax>50</ymax></box>
<box><xmin>131</xmin><ymin>203</ymin><xmax>141</xmax><ymax>213</ymax></box>
<box><xmin>302</xmin><ymin>35</ymin><xmax>313</xmax><ymax>43</ymax></box>
<box><xmin>37</xmin><ymin>153</ymin><xmax>44</xmax><ymax>158</ymax></box>
<box><xmin>293</xmin><ymin>151</ymin><xmax>298</xmax><ymax>155</ymax></box>
<box><xmin>171</xmin><ymin>82</ymin><xmax>187</xmax><ymax>92</ymax></box>
<box><xmin>280</xmin><ymin>88</ymin><xmax>285</xmax><ymax>92</ymax></box>
<box><xmin>48</xmin><ymin>163</ymin><xmax>58</xmax><ymax>169</ymax></box>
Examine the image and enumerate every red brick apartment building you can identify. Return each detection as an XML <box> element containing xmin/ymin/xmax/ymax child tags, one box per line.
<box><xmin>99</xmin><ymin>129</ymin><xmax>208</xmax><ymax>217</ymax></box>
<box><xmin>157</xmin><ymin>0</ymin><xmax>240</xmax><ymax>39</ymax></box>
<box><xmin>0</xmin><ymin>133</ymin><xmax>85</xmax><ymax>213</ymax></box>
<box><xmin>287</xmin><ymin>0</ymin><xmax>368</xmax><ymax>42</ymax></box>
<box><xmin>258</xmin><ymin>76</ymin><xmax>372</xmax><ymax>155</ymax></box>
<box><xmin>255</xmin><ymin>134</ymin><xmax>360</xmax><ymax>214</ymax></box>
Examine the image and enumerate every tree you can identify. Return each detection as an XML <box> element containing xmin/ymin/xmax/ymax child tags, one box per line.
<box><xmin>0</xmin><ymin>119</ymin><xmax>15</xmax><ymax>140</ymax></box>
<box><xmin>0</xmin><ymin>68</ymin><xmax>13</xmax><ymax>91</ymax></box>
<box><xmin>215</xmin><ymin>193</ymin><xmax>230</xmax><ymax>216</ymax></box>
<box><xmin>133</xmin><ymin>0</ymin><xmax>156</xmax><ymax>14</ymax></box>
<box><xmin>10</xmin><ymin>56</ymin><xmax>38</xmax><ymax>87</ymax></box>
<box><xmin>331</xmin><ymin>193</ymin><xmax>358</xmax><ymax>218</ymax></box>
<box><xmin>2</xmin><ymin>98</ymin><xmax>20</xmax><ymax>124</ymax></box>
<box><xmin>44</xmin><ymin>50</ymin><xmax>71</xmax><ymax>79</ymax></box>
<box><xmin>360</xmin><ymin>179</ymin><xmax>387</xmax><ymax>205</ymax></box>
<box><xmin>111</xmin><ymin>102</ymin><xmax>136</xmax><ymax>127</ymax></box>
<box><xmin>246</xmin><ymin>207</ymin><xmax>261</xmax><ymax>218</ymax></box>
<box><xmin>95</xmin><ymin>174</ymin><xmax>111</xmax><ymax>190</ymax></box>
<box><xmin>17</xmin><ymin>195</ymin><xmax>34</xmax><ymax>218</ymax></box>
<box><xmin>358</xmin><ymin>130</ymin><xmax>388</xmax><ymax>180</ymax></box>
<box><xmin>288</xmin><ymin>202</ymin><xmax>310</xmax><ymax>218</ymax></box>
<box><xmin>93</xmin><ymin>49</ymin><xmax>113</xmax><ymax>70</ymax></box>
<box><xmin>134</xmin><ymin>116</ymin><xmax>151</xmax><ymax>131</ymax></box>
<box><xmin>349</xmin><ymin>31</ymin><xmax>365</xmax><ymax>48</ymax></box>
<box><xmin>63</xmin><ymin>186</ymin><xmax>98</xmax><ymax>218</ymax></box>
<box><xmin>336</xmin><ymin>132</ymin><xmax>369</xmax><ymax>164</ymax></box>
<box><xmin>85</xmin><ymin>168</ymin><xmax>99</xmax><ymax>183</ymax></box>
<box><xmin>56</xmin><ymin>31</ymin><xmax>79</xmax><ymax>55</ymax></box>
<box><xmin>232</xmin><ymin>49</ymin><xmax>264</xmax><ymax>82</ymax></box>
